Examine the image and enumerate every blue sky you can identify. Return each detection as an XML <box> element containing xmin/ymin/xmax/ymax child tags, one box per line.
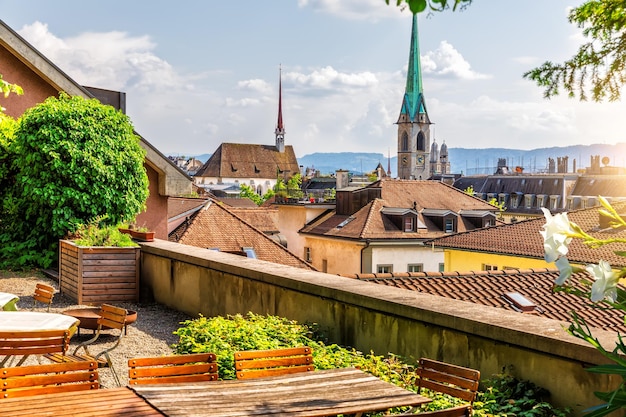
<box><xmin>1</xmin><ymin>0</ymin><xmax>622</xmax><ymax>158</ymax></box>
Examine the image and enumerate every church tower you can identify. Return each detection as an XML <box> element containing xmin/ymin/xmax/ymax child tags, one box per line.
<box><xmin>397</xmin><ymin>13</ymin><xmax>432</xmax><ymax>180</ymax></box>
<box><xmin>275</xmin><ymin>66</ymin><xmax>285</xmax><ymax>153</ymax></box>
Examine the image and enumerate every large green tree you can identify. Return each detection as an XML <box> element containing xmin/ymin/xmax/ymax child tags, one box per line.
<box><xmin>525</xmin><ymin>0</ymin><xmax>626</xmax><ymax>101</ymax></box>
<box><xmin>0</xmin><ymin>93</ymin><xmax>149</xmax><ymax>268</ymax></box>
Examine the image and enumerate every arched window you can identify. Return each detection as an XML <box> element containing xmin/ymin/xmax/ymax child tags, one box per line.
<box><xmin>417</xmin><ymin>131</ymin><xmax>425</xmax><ymax>151</ymax></box>
<box><xmin>401</xmin><ymin>132</ymin><xmax>409</xmax><ymax>151</ymax></box>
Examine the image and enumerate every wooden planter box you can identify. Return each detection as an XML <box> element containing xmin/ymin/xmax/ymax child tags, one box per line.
<box><xmin>59</xmin><ymin>239</ymin><xmax>140</xmax><ymax>305</ymax></box>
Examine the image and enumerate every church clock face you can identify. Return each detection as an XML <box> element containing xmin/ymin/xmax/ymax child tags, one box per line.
<box><xmin>416</xmin><ymin>154</ymin><xmax>425</xmax><ymax>166</ymax></box>
<box><xmin>401</xmin><ymin>155</ymin><xmax>409</xmax><ymax>166</ymax></box>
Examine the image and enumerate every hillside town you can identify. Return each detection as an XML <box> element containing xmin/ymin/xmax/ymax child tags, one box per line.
<box><xmin>1</xmin><ymin>2</ymin><xmax>626</xmax><ymax>415</ymax></box>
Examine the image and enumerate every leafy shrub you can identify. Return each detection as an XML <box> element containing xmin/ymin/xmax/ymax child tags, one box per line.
<box><xmin>172</xmin><ymin>312</ymin><xmax>569</xmax><ymax>416</ymax></box>
<box><xmin>71</xmin><ymin>216</ymin><xmax>138</xmax><ymax>247</ymax></box>
<box><xmin>474</xmin><ymin>373</ymin><xmax>571</xmax><ymax>417</ymax></box>
<box><xmin>0</xmin><ymin>93</ymin><xmax>148</xmax><ymax>268</ymax></box>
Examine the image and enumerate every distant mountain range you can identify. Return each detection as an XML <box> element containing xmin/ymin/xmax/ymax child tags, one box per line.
<box><xmin>183</xmin><ymin>143</ymin><xmax>626</xmax><ymax>178</ymax></box>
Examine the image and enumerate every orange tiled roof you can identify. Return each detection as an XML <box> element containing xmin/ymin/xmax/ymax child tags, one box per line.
<box><xmin>349</xmin><ymin>268</ymin><xmax>625</xmax><ymax>332</ymax></box>
<box><xmin>228</xmin><ymin>207</ymin><xmax>279</xmax><ymax>234</ymax></box>
<box><xmin>195</xmin><ymin>143</ymin><xmax>300</xmax><ymax>179</ymax></box>
<box><xmin>429</xmin><ymin>202</ymin><xmax>626</xmax><ymax>267</ymax></box>
<box><xmin>168</xmin><ymin>197</ymin><xmax>210</xmax><ymax>219</ymax></box>
<box><xmin>169</xmin><ymin>200</ymin><xmax>315</xmax><ymax>270</ymax></box>
<box><xmin>301</xmin><ymin>179</ymin><xmax>497</xmax><ymax>240</ymax></box>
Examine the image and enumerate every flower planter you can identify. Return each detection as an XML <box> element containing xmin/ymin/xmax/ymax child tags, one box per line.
<box><xmin>129</xmin><ymin>230</ymin><xmax>154</xmax><ymax>242</ymax></box>
<box><xmin>59</xmin><ymin>239</ymin><xmax>140</xmax><ymax>305</ymax></box>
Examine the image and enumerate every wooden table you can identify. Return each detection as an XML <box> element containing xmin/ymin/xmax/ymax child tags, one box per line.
<box><xmin>0</xmin><ymin>387</ymin><xmax>165</xmax><ymax>416</ymax></box>
<box><xmin>0</xmin><ymin>311</ymin><xmax>79</xmax><ymax>332</ymax></box>
<box><xmin>131</xmin><ymin>367</ymin><xmax>431</xmax><ymax>416</ymax></box>
<box><xmin>0</xmin><ymin>292</ymin><xmax>19</xmax><ymax>311</ymax></box>
<box><xmin>0</xmin><ymin>311</ymin><xmax>81</xmax><ymax>366</ymax></box>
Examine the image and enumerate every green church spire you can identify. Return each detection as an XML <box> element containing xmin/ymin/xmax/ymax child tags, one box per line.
<box><xmin>400</xmin><ymin>13</ymin><xmax>428</xmax><ymax>122</ymax></box>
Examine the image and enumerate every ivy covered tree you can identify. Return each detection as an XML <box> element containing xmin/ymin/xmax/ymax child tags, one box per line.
<box><xmin>0</xmin><ymin>93</ymin><xmax>149</xmax><ymax>268</ymax></box>
<box><xmin>524</xmin><ymin>0</ymin><xmax>626</xmax><ymax>102</ymax></box>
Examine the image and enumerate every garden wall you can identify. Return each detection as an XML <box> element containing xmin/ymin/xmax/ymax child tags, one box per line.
<box><xmin>139</xmin><ymin>239</ymin><xmax>622</xmax><ymax>416</ymax></box>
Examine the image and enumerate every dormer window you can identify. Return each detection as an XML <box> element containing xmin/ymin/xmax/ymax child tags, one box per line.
<box><xmin>422</xmin><ymin>208</ymin><xmax>458</xmax><ymax>233</ymax></box>
<box><xmin>381</xmin><ymin>207</ymin><xmax>419</xmax><ymax>232</ymax></box>
<box><xmin>404</xmin><ymin>217</ymin><xmax>414</xmax><ymax>232</ymax></box>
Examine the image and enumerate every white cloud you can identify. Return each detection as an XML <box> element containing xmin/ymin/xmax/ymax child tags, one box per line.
<box><xmin>297</xmin><ymin>0</ymin><xmax>403</xmax><ymax>21</ymax></box>
<box><xmin>287</xmin><ymin>66</ymin><xmax>379</xmax><ymax>94</ymax></box>
<box><xmin>422</xmin><ymin>41</ymin><xmax>491</xmax><ymax>80</ymax></box>
<box><xmin>237</xmin><ymin>79</ymin><xmax>272</xmax><ymax>94</ymax></box>
<box><xmin>18</xmin><ymin>21</ymin><xmax>187</xmax><ymax>91</ymax></box>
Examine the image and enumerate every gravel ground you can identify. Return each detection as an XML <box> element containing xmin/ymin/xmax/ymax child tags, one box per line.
<box><xmin>0</xmin><ymin>272</ymin><xmax>194</xmax><ymax>388</ymax></box>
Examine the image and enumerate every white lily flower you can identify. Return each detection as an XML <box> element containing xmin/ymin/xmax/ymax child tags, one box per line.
<box><xmin>555</xmin><ymin>256</ymin><xmax>573</xmax><ymax>285</ymax></box>
<box><xmin>586</xmin><ymin>260</ymin><xmax>619</xmax><ymax>303</ymax></box>
<box><xmin>540</xmin><ymin>208</ymin><xmax>573</xmax><ymax>263</ymax></box>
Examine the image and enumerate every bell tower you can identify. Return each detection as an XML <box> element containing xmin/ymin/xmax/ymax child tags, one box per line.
<box><xmin>397</xmin><ymin>13</ymin><xmax>432</xmax><ymax>180</ymax></box>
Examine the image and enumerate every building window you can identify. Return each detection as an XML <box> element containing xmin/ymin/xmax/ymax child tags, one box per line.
<box><xmin>445</xmin><ymin>219</ymin><xmax>454</xmax><ymax>233</ymax></box>
<box><xmin>304</xmin><ymin>247</ymin><xmax>311</xmax><ymax>262</ymax></box>
<box><xmin>322</xmin><ymin>259</ymin><xmax>328</xmax><ymax>273</ymax></box>
<box><xmin>525</xmin><ymin>195</ymin><xmax>533</xmax><ymax>209</ymax></box>
<box><xmin>401</xmin><ymin>132</ymin><xmax>409</xmax><ymax>151</ymax></box>
<box><xmin>377</xmin><ymin>265</ymin><xmax>393</xmax><ymax>273</ymax></box>
<box><xmin>408</xmin><ymin>264</ymin><xmax>423</xmax><ymax>273</ymax></box>
<box><xmin>438</xmin><ymin>263</ymin><xmax>445</xmax><ymax>272</ymax></box>
<box><xmin>417</xmin><ymin>131</ymin><xmax>425</xmax><ymax>151</ymax></box>
<box><xmin>404</xmin><ymin>217</ymin><xmax>414</xmax><ymax>232</ymax></box>
<box><xmin>483</xmin><ymin>264</ymin><xmax>498</xmax><ymax>271</ymax></box>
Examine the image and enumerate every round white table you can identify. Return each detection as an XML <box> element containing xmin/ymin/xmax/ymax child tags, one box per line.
<box><xmin>0</xmin><ymin>292</ymin><xmax>19</xmax><ymax>311</ymax></box>
<box><xmin>0</xmin><ymin>311</ymin><xmax>79</xmax><ymax>331</ymax></box>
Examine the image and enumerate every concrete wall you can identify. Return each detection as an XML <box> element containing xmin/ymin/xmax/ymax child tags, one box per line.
<box><xmin>139</xmin><ymin>239</ymin><xmax>622</xmax><ymax>415</ymax></box>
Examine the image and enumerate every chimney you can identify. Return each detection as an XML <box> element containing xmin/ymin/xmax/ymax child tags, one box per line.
<box><xmin>336</xmin><ymin>169</ymin><xmax>349</xmax><ymax>190</ymax></box>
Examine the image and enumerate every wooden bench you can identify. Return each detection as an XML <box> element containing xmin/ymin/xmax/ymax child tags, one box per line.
<box><xmin>234</xmin><ymin>346</ymin><xmax>314</xmax><ymax>380</ymax></box>
<box><xmin>0</xmin><ymin>329</ymin><xmax>70</xmax><ymax>367</ymax></box>
<box><xmin>128</xmin><ymin>353</ymin><xmax>218</xmax><ymax>385</ymax></box>
<box><xmin>402</xmin><ymin>358</ymin><xmax>480</xmax><ymax>417</ymax></box>
<box><xmin>0</xmin><ymin>361</ymin><xmax>99</xmax><ymax>398</ymax></box>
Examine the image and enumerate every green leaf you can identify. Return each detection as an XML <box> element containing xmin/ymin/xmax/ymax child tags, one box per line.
<box><xmin>408</xmin><ymin>0</ymin><xmax>427</xmax><ymax>14</ymax></box>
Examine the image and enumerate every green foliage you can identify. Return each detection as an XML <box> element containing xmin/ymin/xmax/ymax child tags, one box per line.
<box><xmin>487</xmin><ymin>197</ymin><xmax>507</xmax><ymax>217</ymax></box>
<box><xmin>239</xmin><ymin>184</ymin><xmax>262</xmax><ymax>205</ymax></box>
<box><xmin>173</xmin><ymin>312</ymin><xmax>414</xmax><ymax>385</ymax></box>
<box><xmin>71</xmin><ymin>216</ymin><xmax>138</xmax><ymax>247</ymax></box>
<box><xmin>475</xmin><ymin>374</ymin><xmax>571</xmax><ymax>417</ymax></box>
<box><xmin>463</xmin><ymin>185</ymin><xmax>474</xmax><ymax>195</ymax></box>
<box><xmin>524</xmin><ymin>0</ymin><xmax>626</xmax><ymax>102</ymax></box>
<box><xmin>274</xmin><ymin>172</ymin><xmax>304</xmax><ymax>200</ymax></box>
<box><xmin>0</xmin><ymin>113</ymin><xmax>17</xmax><ymax>192</ymax></box>
<box><xmin>239</xmin><ymin>184</ymin><xmax>276</xmax><ymax>206</ymax></box>
<box><xmin>0</xmin><ymin>93</ymin><xmax>149</xmax><ymax>269</ymax></box>
<box><xmin>0</xmin><ymin>74</ymin><xmax>23</xmax><ymax>112</ymax></box>
<box><xmin>385</xmin><ymin>0</ymin><xmax>472</xmax><ymax>14</ymax></box>
<box><xmin>172</xmin><ymin>312</ymin><xmax>565</xmax><ymax>416</ymax></box>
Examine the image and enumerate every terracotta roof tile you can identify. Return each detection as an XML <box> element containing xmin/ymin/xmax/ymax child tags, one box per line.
<box><xmin>169</xmin><ymin>199</ymin><xmax>315</xmax><ymax>270</ymax></box>
<box><xmin>301</xmin><ymin>179</ymin><xmax>497</xmax><ymax>241</ymax></box>
<box><xmin>195</xmin><ymin>143</ymin><xmax>300</xmax><ymax>180</ymax></box>
<box><xmin>351</xmin><ymin>269</ymin><xmax>625</xmax><ymax>332</ymax></box>
<box><xmin>429</xmin><ymin>202</ymin><xmax>626</xmax><ymax>267</ymax></box>
<box><xmin>228</xmin><ymin>207</ymin><xmax>279</xmax><ymax>234</ymax></box>
<box><xmin>168</xmin><ymin>197</ymin><xmax>210</xmax><ymax>219</ymax></box>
